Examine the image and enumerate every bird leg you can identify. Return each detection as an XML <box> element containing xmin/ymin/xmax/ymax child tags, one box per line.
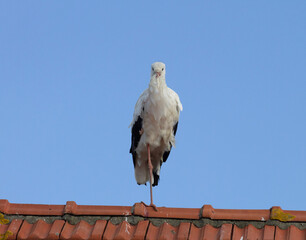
<box><xmin>147</xmin><ymin>143</ymin><xmax>158</xmax><ymax>211</ymax></box>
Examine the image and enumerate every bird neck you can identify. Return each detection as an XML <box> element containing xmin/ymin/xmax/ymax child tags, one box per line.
<box><xmin>149</xmin><ymin>76</ymin><xmax>167</xmax><ymax>92</ymax></box>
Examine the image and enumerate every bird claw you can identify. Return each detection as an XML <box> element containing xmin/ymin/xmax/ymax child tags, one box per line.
<box><xmin>141</xmin><ymin>201</ymin><xmax>158</xmax><ymax>211</ymax></box>
<box><xmin>150</xmin><ymin>203</ymin><xmax>158</xmax><ymax>211</ymax></box>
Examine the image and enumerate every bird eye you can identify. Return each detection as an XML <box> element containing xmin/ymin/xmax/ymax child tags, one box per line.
<box><xmin>162</xmin><ymin>68</ymin><xmax>164</xmax><ymax>71</ymax></box>
<box><xmin>152</xmin><ymin>67</ymin><xmax>154</xmax><ymax>71</ymax></box>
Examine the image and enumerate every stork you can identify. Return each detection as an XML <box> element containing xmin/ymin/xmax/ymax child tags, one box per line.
<box><xmin>129</xmin><ymin>62</ymin><xmax>182</xmax><ymax>210</ymax></box>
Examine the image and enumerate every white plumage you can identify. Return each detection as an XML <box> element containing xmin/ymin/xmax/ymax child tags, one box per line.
<box><xmin>129</xmin><ymin>62</ymin><xmax>182</xmax><ymax>190</ymax></box>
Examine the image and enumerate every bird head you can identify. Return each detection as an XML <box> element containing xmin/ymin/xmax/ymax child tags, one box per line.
<box><xmin>151</xmin><ymin>62</ymin><xmax>166</xmax><ymax>79</ymax></box>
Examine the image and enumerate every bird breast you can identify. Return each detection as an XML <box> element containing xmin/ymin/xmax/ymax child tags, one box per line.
<box><xmin>142</xmin><ymin>87</ymin><xmax>178</xmax><ymax>150</ymax></box>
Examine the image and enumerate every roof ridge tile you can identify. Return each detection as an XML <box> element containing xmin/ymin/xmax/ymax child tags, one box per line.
<box><xmin>201</xmin><ymin>204</ymin><xmax>271</xmax><ymax>221</ymax></box>
<box><xmin>64</xmin><ymin>201</ymin><xmax>77</xmax><ymax>215</ymax></box>
<box><xmin>0</xmin><ymin>200</ymin><xmax>9</xmax><ymax>214</ymax></box>
<box><xmin>0</xmin><ymin>199</ymin><xmax>65</xmax><ymax>216</ymax></box>
<box><xmin>133</xmin><ymin>202</ymin><xmax>201</xmax><ymax>219</ymax></box>
<box><xmin>65</xmin><ymin>201</ymin><xmax>132</xmax><ymax>216</ymax></box>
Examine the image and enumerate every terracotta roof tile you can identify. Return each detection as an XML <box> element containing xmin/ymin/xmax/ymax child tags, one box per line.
<box><xmin>262</xmin><ymin>225</ymin><xmax>276</xmax><ymax>240</ymax></box>
<box><xmin>61</xmin><ymin>220</ymin><xmax>101</xmax><ymax>240</ymax></box>
<box><xmin>133</xmin><ymin>202</ymin><xmax>200</xmax><ymax>219</ymax></box>
<box><xmin>275</xmin><ymin>225</ymin><xmax>306</xmax><ymax>240</ymax></box>
<box><xmin>131</xmin><ymin>220</ymin><xmax>150</xmax><ymax>240</ymax></box>
<box><xmin>270</xmin><ymin>206</ymin><xmax>303</xmax><ymax>222</ymax></box>
<box><xmin>65</xmin><ymin>201</ymin><xmax>132</xmax><ymax>216</ymax></box>
<box><xmin>175</xmin><ymin>222</ymin><xmax>191</xmax><ymax>240</ymax></box>
<box><xmin>103</xmin><ymin>220</ymin><xmax>149</xmax><ymax>240</ymax></box>
<box><xmin>0</xmin><ymin>199</ymin><xmax>65</xmax><ymax>216</ymax></box>
<box><xmin>232</xmin><ymin>224</ymin><xmax>277</xmax><ymax>240</ymax></box>
<box><xmin>202</xmin><ymin>204</ymin><xmax>271</xmax><ymax>221</ymax></box>
<box><xmin>189</xmin><ymin>223</ymin><xmax>232</xmax><ymax>240</ymax></box>
<box><xmin>2</xmin><ymin>200</ymin><xmax>306</xmax><ymax>240</ymax></box>
<box><xmin>0</xmin><ymin>218</ymin><xmax>23</xmax><ymax>240</ymax></box>
<box><xmin>16</xmin><ymin>219</ymin><xmax>65</xmax><ymax>240</ymax></box>
<box><xmin>146</xmin><ymin>222</ymin><xmax>177</xmax><ymax>240</ymax></box>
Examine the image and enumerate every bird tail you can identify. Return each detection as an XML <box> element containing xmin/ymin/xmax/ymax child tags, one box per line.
<box><xmin>134</xmin><ymin>159</ymin><xmax>161</xmax><ymax>186</ymax></box>
<box><xmin>134</xmin><ymin>161</ymin><xmax>150</xmax><ymax>185</ymax></box>
<box><xmin>152</xmin><ymin>170</ymin><xmax>160</xmax><ymax>187</ymax></box>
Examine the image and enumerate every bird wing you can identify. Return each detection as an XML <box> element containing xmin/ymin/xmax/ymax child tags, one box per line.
<box><xmin>162</xmin><ymin>122</ymin><xmax>178</xmax><ymax>163</ymax></box>
<box><xmin>162</xmin><ymin>88</ymin><xmax>182</xmax><ymax>163</ymax></box>
<box><xmin>129</xmin><ymin>89</ymin><xmax>149</xmax><ymax>128</ymax></box>
<box><xmin>129</xmin><ymin>89</ymin><xmax>149</xmax><ymax>166</ymax></box>
<box><xmin>168</xmin><ymin>87</ymin><xmax>183</xmax><ymax>112</ymax></box>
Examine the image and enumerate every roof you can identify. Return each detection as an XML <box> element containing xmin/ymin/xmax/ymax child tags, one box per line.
<box><xmin>1</xmin><ymin>199</ymin><xmax>306</xmax><ymax>240</ymax></box>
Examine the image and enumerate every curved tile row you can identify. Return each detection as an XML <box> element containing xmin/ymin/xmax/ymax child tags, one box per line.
<box><xmin>2</xmin><ymin>219</ymin><xmax>306</xmax><ymax>240</ymax></box>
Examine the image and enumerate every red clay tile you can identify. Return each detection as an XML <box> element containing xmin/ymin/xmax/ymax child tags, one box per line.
<box><xmin>145</xmin><ymin>222</ymin><xmax>176</xmax><ymax>240</ymax></box>
<box><xmin>287</xmin><ymin>225</ymin><xmax>306</xmax><ymax>240</ymax></box>
<box><xmin>30</xmin><ymin>220</ymin><xmax>65</xmax><ymax>240</ymax></box>
<box><xmin>133</xmin><ymin>202</ymin><xmax>200</xmax><ymax>219</ymax></box>
<box><xmin>275</xmin><ymin>225</ymin><xmax>306</xmax><ymax>240</ymax></box>
<box><xmin>175</xmin><ymin>222</ymin><xmax>190</xmax><ymax>240</ymax></box>
<box><xmin>61</xmin><ymin>220</ymin><xmax>103</xmax><ymax>240</ymax></box>
<box><xmin>27</xmin><ymin>220</ymin><xmax>53</xmax><ymax>240</ymax></box>
<box><xmin>17</xmin><ymin>221</ymin><xmax>32</xmax><ymax>240</ymax></box>
<box><xmin>64</xmin><ymin>201</ymin><xmax>78</xmax><ymax>214</ymax></box>
<box><xmin>270</xmin><ymin>206</ymin><xmax>306</xmax><ymax>222</ymax></box>
<box><xmin>157</xmin><ymin>223</ymin><xmax>179</xmax><ymax>240</ymax></box>
<box><xmin>103</xmin><ymin>220</ymin><xmax>148</xmax><ymax>240</ymax></box>
<box><xmin>231</xmin><ymin>226</ymin><xmax>243</xmax><ymax>240</ymax></box>
<box><xmin>115</xmin><ymin>221</ymin><xmax>141</xmax><ymax>240</ymax></box>
<box><xmin>47</xmin><ymin>220</ymin><xmax>66</xmax><ymax>240</ymax></box>
<box><xmin>189</xmin><ymin>223</ymin><xmax>232</xmax><ymax>240</ymax></box>
<box><xmin>0</xmin><ymin>200</ymin><xmax>65</xmax><ymax>216</ymax></box>
<box><xmin>232</xmin><ymin>224</ymin><xmax>276</xmax><ymax>240</ymax></box>
<box><xmin>232</xmin><ymin>225</ymin><xmax>254</xmax><ymax>240</ymax></box>
<box><xmin>218</xmin><ymin>224</ymin><xmax>233</xmax><ymax>240</ymax></box>
<box><xmin>90</xmin><ymin>220</ymin><xmax>108</xmax><ymax>239</ymax></box>
<box><xmin>201</xmin><ymin>224</ymin><xmax>220</xmax><ymax>239</ymax></box>
<box><xmin>274</xmin><ymin>227</ymin><xmax>288</xmax><ymax>240</ymax></box>
<box><xmin>16</xmin><ymin>220</ymin><xmax>65</xmax><ymax>240</ymax></box>
<box><xmin>0</xmin><ymin>199</ymin><xmax>10</xmax><ymax>214</ymax></box>
<box><xmin>72</xmin><ymin>220</ymin><xmax>95</xmax><ymax>240</ymax></box>
<box><xmin>64</xmin><ymin>201</ymin><xmax>132</xmax><ymax>216</ymax></box>
<box><xmin>262</xmin><ymin>225</ymin><xmax>276</xmax><ymax>240</ymax></box>
<box><xmin>188</xmin><ymin>224</ymin><xmax>202</xmax><ymax>239</ymax></box>
<box><xmin>0</xmin><ymin>219</ymin><xmax>23</xmax><ymax>240</ymax></box>
<box><xmin>101</xmin><ymin>221</ymin><xmax>117</xmax><ymax>240</ymax></box>
<box><xmin>202</xmin><ymin>205</ymin><xmax>270</xmax><ymax>221</ymax></box>
<box><xmin>1</xmin><ymin>200</ymin><xmax>133</xmax><ymax>217</ymax></box>
<box><xmin>104</xmin><ymin>221</ymin><xmax>133</xmax><ymax>240</ymax></box>
<box><xmin>76</xmin><ymin>205</ymin><xmax>132</xmax><ymax>216</ymax></box>
<box><xmin>145</xmin><ymin>222</ymin><xmax>191</xmax><ymax>240</ymax></box>
<box><xmin>130</xmin><ymin>220</ymin><xmax>150</xmax><ymax>240</ymax></box>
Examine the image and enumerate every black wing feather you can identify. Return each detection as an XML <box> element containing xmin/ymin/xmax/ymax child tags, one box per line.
<box><xmin>152</xmin><ymin>170</ymin><xmax>159</xmax><ymax>187</ymax></box>
<box><xmin>130</xmin><ymin>116</ymin><xmax>143</xmax><ymax>167</ymax></box>
<box><xmin>162</xmin><ymin>122</ymin><xmax>179</xmax><ymax>163</ymax></box>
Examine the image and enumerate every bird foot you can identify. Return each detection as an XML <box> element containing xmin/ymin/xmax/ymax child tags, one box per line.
<box><xmin>141</xmin><ymin>201</ymin><xmax>158</xmax><ymax>211</ymax></box>
<box><xmin>150</xmin><ymin>203</ymin><xmax>158</xmax><ymax>211</ymax></box>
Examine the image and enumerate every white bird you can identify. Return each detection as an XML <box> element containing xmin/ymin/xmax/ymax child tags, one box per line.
<box><xmin>129</xmin><ymin>62</ymin><xmax>183</xmax><ymax>210</ymax></box>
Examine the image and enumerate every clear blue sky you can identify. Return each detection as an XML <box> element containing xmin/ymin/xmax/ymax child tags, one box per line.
<box><xmin>1</xmin><ymin>1</ymin><xmax>306</xmax><ymax>210</ymax></box>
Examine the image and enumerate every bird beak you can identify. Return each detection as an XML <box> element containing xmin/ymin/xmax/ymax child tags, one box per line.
<box><xmin>156</xmin><ymin>72</ymin><xmax>161</xmax><ymax>77</ymax></box>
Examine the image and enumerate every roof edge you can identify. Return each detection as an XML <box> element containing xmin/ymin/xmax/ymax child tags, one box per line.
<box><xmin>1</xmin><ymin>200</ymin><xmax>305</xmax><ymax>222</ymax></box>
